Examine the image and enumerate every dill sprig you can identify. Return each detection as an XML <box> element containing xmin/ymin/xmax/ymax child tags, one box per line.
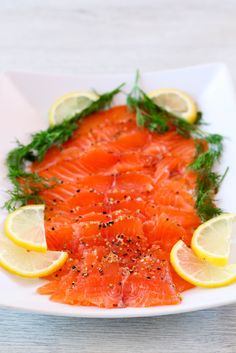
<box><xmin>190</xmin><ymin>134</ymin><xmax>223</xmax><ymax>171</ymax></box>
<box><xmin>4</xmin><ymin>73</ymin><xmax>227</xmax><ymax>221</ymax></box>
<box><xmin>127</xmin><ymin>73</ymin><xmax>198</xmax><ymax>137</ymax></box>
<box><xmin>5</xmin><ymin>85</ymin><xmax>123</xmax><ymax>211</ymax></box>
<box><xmin>190</xmin><ymin>135</ymin><xmax>225</xmax><ymax>220</ymax></box>
<box><xmin>127</xmin><ymin>73</ymin><xmax>226</xmax><ymax>221</ymax></box>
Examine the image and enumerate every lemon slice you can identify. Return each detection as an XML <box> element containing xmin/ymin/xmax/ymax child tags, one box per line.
<box><xmin>191</xmin><ymin>213</ymin><xmax>236</xmax><ymax>267</ymax></box>
<box><xmin>148</xmin><ymin>88</ymin><xmax>198</xmax><ymax>123</ymax></box>
<box><xmin>49</xmin><ymin>91</ymin><xmax>99</xmax><ymax>126</ymax></box>
<box><xmin>0</xmin><ymin>234</ymin><xmax>67</xmax><ymax>278</ymax></box>
<box><xmin>4</xmin><ymin>205</ymin><xmax>47</xmax><ymax>253</ymax></box>
<box><xmin>170</xmin><ymin>240</ymin><xmax>236</xmax><ymax>288</ymax></box>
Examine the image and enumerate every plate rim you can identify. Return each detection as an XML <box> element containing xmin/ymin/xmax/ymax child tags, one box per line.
<box><xmin>0</xmin><ymin>298</ymin><xmax>234</xmax><ymax>319</ymax></box>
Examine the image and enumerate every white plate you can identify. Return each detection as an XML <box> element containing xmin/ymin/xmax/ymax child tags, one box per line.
<box><xmin>0</xmin><ymin>63</ymin><xmax>236</xmax><ymax>318</ymax></box>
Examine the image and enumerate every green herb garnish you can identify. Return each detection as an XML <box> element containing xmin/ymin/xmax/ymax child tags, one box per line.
<box><xmin>127</xmin><ymin>73</ymin><xmax>226</xmax><ymax>221</ymax></box>
<box><xmin>190</xmin><ymin>135</ymin><xmax>226</xmax><ymax>220</ymax></box>
<box><xmin>5</xmin><ymin>85</ymin><xmax>123</xmax><ymax>211</ymax></box>
<box><xmin>127</xmin><ymin>73</ymin><xmax>198</xmax><ymax>137</ymax></box>
<box><xmin>4</xmin><ymin>74</ymin><xmax>227</xmax><ymax>222</ymax></box>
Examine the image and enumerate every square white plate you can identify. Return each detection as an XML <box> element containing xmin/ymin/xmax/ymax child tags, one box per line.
<box><xmin>0</xmin><ymin>63</ymin><xmax>236</xmax><ymax>318</ymax></box>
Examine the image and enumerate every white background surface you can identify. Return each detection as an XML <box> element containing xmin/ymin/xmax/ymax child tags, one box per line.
<box><xmin>0</xmin><ymin>0</ymin><xmax>236</xmax><ymax>352</ymax></box>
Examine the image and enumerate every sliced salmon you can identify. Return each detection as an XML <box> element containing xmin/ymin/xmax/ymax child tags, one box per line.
<box><xmin>122</xmin><ymin>248</ymin><xmax>181</xmax><ymax>306</ymax></box>
<box><xmin>34</xmin><ymin>105</ymin><xmax>203</xmax><ymax>308</ymax></box>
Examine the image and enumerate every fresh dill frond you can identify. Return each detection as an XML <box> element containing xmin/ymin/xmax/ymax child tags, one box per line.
<box><xmin>4</xmin><ymin>85</ymin><xmax>123</xmax><ymax>211</ymax></box>
<box><xmin>4</xmin><ymin>191</ymin><xmax>45</xmax><ymax>212</ymax></box>
<box><xmin>127</xmin><ymin>73</ymin><xmax>197</xmax><ymax>136</ymax></box>
<box><xmin>127</xmin><ymin>72</ymin><xmax>226</xmax><ymax>222</ymax></box>
<box><xmin>190</xmin><ymin>134</ymin><xmax>223</xmax><ymax>171</ymax></box>
<box><xmin>195</xmin><ymin>171</ymin><xmax>223</xmax><ymax>220</ymax></box>
<box><xmin>4</xmin><ymin>73</ymin><xmax>227</xmax><ymax>222</ymax></box>
<box><xmin>127</xmin><ymin>80</ymin><xmax>170</xmax><ymax>133</ymax></box>
<box><xmin>188</xmin><ymin>133</ymin><xmax>225</xmax><ymax>220</ymax></box>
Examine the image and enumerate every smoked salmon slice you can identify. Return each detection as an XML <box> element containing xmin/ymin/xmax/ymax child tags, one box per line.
<box><xmin>36</xmin><ymin>105</ymin><xmax>202</xmax><ymax>308</ymax></box>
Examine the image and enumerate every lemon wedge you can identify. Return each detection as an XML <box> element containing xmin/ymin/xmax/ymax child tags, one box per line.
<box><xmin>4</xmin><ymin>205</ymin><xmax>47</xmax><ymax>253</ymax></box>
<box><xmin>0</xmin><ymin>234</ymin><xmax>67</xmax><ymax>278</ymax></box>
<box><xmin>49</xmin><ymin>91</ymin><xmax>99</xmax><ymax>126</ymax></box>
<box><xmin>191</xmin><ymin>213</ymin><xmax>236</xmax><ymax>266</ymax></box>
<box><xmin>148</xmin><ymin>88</ymin><xmax>198</xmax><ymax>124</ymax></box>
<box><xmin>170</xmin><ymin>240</ymin><xmax>236</xmax><ymax>288</ymax></box>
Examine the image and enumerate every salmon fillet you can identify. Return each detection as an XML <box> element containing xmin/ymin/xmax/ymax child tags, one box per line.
<box><xmin>36</xmin><ymin>105</ymin><xmax>201</xmax><ymax>308</ymax></box>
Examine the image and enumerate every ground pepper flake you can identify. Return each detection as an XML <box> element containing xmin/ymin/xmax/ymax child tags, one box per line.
<box><xmin>81</xmin><ymin>272</ymin><xmax>89</xmax><ymax>278</ymax></box>
<box><xmin>98</xmin><ymin>267</ymin><xmax>104</xmax><ymax>275</ymax></box>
